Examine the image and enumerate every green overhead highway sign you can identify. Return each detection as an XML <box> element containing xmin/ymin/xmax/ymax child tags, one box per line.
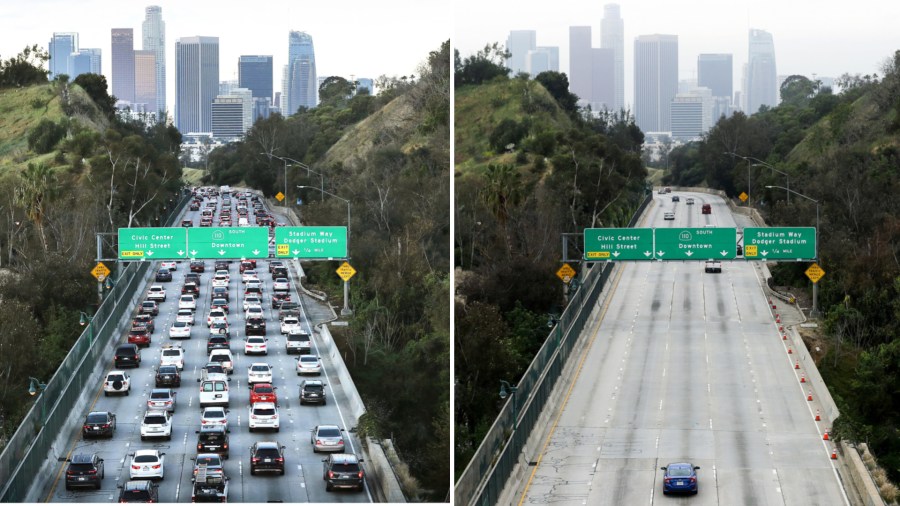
<box><xmin>188</xmin><ymin>227</ymin><xmax>269</xmax><ymax>259</ymax></box>
<box><xmin>118</xmin><ymin>227</ymin><xmax>188</xmax><ymax>260</ymax></box>
<box><xmin>654</xmin><ymin>227</ymin><xmax>736</xmax><ymax>260</ymax></box>
<box><xmin>275</xmin><ymin>226</ymin><xmax>348</xmax><ymax>259</ymax></box>
<box><xmin>584</xmin><ymin>228</ymin><xmax>654</xmax><ymax>260</ymax></box>
<box><xmin>743</xmin><ymin>227</ymin><xmax>816</xmax><ymax>260</ymax></box>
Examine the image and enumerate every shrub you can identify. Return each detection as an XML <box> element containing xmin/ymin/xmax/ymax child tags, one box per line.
<box><xmin>27</xmin><ymin>119</ymin><xmax>65</xmax><ymax>154</ymax></box>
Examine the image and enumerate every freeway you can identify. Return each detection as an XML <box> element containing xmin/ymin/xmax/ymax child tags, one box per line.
<box><xmin>41</xmin><ymin>189</ymin><xmax>371</xmax><ymax>503</ymax></box>
<box><xmin>514</xmin><ymin>192</ymin><xmax>847</xmax><ymax>505</ymax></box>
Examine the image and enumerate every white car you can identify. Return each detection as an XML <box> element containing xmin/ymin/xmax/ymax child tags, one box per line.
<box><xmin>160</xmin><ymin>345</ymin><xmax>185</xmax><ymax>369</ymax></box>
<box><xmin>169</xmin><ymin>321</ymin><xmax>192</xmax><ymax>339</ymax></box>
<box><xmin>176</xmin><ymin>308</ymin><xmax>195</xmax><ymax>326</ymax></box>
<box><xmin>208</xmin><ymin>349</ymin><xmax>234</xmax><ymax>374</ymax></box>
<box><xmin>212</xmin><ymin>276</ymin><xmax>228</xmax><ymax>288</ymax></box>
<box><xmin>272</xmin><ymin>278</ymin><xmax>289</xmax><ymax>291</ymax></box>
<box><xmin>200</xmin><ymin>407</ymin><xmax>229</xmax><ymax>430</ymax></box>
<box><xmin>241</xmin><ymin>270</ymin><xmax>258</xmax><ymax>283</ymax></box>
<box><xmin>248</xmin><ymin>402</ymin><xmax>280</xmax><ymax>432</ymax></box>
<box><xmin>244</xmin><ymin>304</ymin><xmax>264</xmax><ymax>320</ymax></box>
<box><xmin>247</xmin><ymin>362</ymin><xmax>273</xmax><ymax>384</ymax></box>
<box><xmin>147</xmin><ymin>285</ymin><xmax>166</xmax><ymax>302</ymax></box>
<box><xmin>140</xmin><ymin>410</ymin><xmax>172</xmax><ymax>440</ymax></box>
<box><xmin>245</xmin><ymin>279</ymin><xmax>262</xmax><ymax>293</ymax></box>
<box><xmin>104</xmin><ymin>370</ymin><xmax>131</xmax><ymax>396</ymax></box>
<box><xmin>130</xmin><ymin>449</ymin><xmax>165</xmax><ymax>480</ymax></box>
<box><xmin>686</xmin><ymin>197</ymin><xmax>695</xmax><ymax>205</ymax></box>
<box><xmin>243</xmin><ymin>295</ymin><xmax>262</xmax><ymax>311</ymax></box>
<box><xmin>179</xmin><ymin>294</ymin><xmax>197</xmax><ymax>311</ymax></box>
<box><xmin>245</xmin><ymin>336</ymin><xmax>268</xmax><ymax>355</ymax></box>
<box><xmin>281</xmin><ymin>317</ymin><xmax>301</xmax><ymax>335</ymax></box>
<box><xmin>214</xmin><ymin>269</ymin><xmax>230</xmax><ymax>282</ymax></box>
<box><xmin>207</xmin><ymin>309</ymin><xmax>227</xmax><ymax>327</ymax></box>
<box><xmin>296</xmin><ymin>354</ymin><xmax>322</xmax><ymax>376</ymax></box>
<box><xmin>664</xmin><ymin>211</ymin><xmax>675</xmax><ymax>220</ymax></box>
<box><xmin>161</xmin><ymin>261</ymin><xmax>177</xmax><ymax>271</ymax></box>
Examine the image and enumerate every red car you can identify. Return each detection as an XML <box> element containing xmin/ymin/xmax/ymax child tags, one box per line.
<box><xmin>128</xmin><ymin>327</ymin><xmax>151</xmax><ymax>347</ymax></box>
<box><xmin>250</xmin><ymin>383</ymin><xmax>278</xmax><ymax>405</ymax></box>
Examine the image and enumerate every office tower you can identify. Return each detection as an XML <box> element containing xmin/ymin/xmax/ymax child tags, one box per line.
<box><xmin>238</xmin><ymin>55</ymin><xmax>273</xmax><ymax>103</ymax></box>
<box><xmin>252</xmin><ymin>97</ymin><xmax>271</xmax><ymax>121</ymax></box>
<box><xmin>634</xmin><ymin>34</ymin><xmax>678</xmax><ymax>132</ymax></box>
<box><xmin>569</xmin><ymin>26</ymin><xmax>592</xmax><ymax>103</ymax></box>
<box><xmin>142</xmin><ymin>5</ymin><xmax>166</xmax><ymax>114</ymax></box>
<box><xmin>505</xmin><ymin>30</ymin><xmax>536</xmax><ymax>76</ymax></box>
<box><xmin>590</xmin><ymin>48</ymin><xmax>615</xmax><ymax>111</ymax></box>
<box><xmin>211</xmin><ymin>88</ymin><xmax>252</xmax><ymax>138</ymax></box>
<box><xmin>286</xmin><ymin>31</ymin><xmax>317</xmax><ymax>114</ymax></box>
<box><xmin>697</xmin><ymin>54</ymin><xmax>732</xmax><ymax>99</ymax></box>
<box><xmin>527</xmin><ymin>47</ymin><xmax>559</xmax><ymax>76</ymax></box>
<box><xmin>670</xmin><ymin>95</ymin><xmax>704</xmax><ymax>140</ymax></box>
<box><xmin>70</xmin><ymin>48</ymin><xmax>101</xmax><ymax>80</ymax></box>
<box><xmin>175</xmin><ymin>36</ymin><xmax>219</xmax><ymax>133</ymax></box>
<box><xmin>133</xmin><ymin>50</ymin><xmax>156</xmax><ymax>113</ymax></box>
<box><xmin>281</xmin><ymin>65</ymin><xmax>290</xmax><ymax>115</ymax></box>
<box><xmin>746</xmin><ymin>29</ymin><xmax>777</xmax><ymax>114</ymax></box>
<box><xmin>219</xmin><ymin>80</ymin><xmax>239</xmax><ymax>96</ymax></box>
<box><xmin>49</xmin><ymin>32</ymin><xmax>78</xmax><ymax>79</ymax></box>
<box><xmin>601</xmin><ymin>4</ymin><xmax>625</xmax><ymax>111</ymax></box>
<box><xmin>356</xmin><ymin>78</ymin><xmax>374</xmax><ymax>95</ymax></box>
<box><xmin>111</xmin><ymin>28</ymin><xmax>135</xmax><ymax>102</ymax></box>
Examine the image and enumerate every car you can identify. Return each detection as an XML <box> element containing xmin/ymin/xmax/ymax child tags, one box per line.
<box><xmin>181</xmin><ymin>218</ymin><xmax>193</xmax><ymax>227</ymax></box>
<box><xmin>140</xmin><ymin>410</ymin><xmax>172</xmax><ymax>441</ymax></box>
<box><xmin>208</xmin><ymin>349</ymin><xmax>234</xmax><ymax>374</ymax></box>
<box><xmin>196</xmin><ymin>425</ymin><xmax>230</xmax><ymax>459</ymax></box>
<box><xmin>272</xmin><ymin>266</ymin><xmax>288</xmax><ymax>279</ymax></box>
<box><xmin>118</xmin><ymin>480</ymin><xmax>159</xmax><ymax>503</ymax></box>
<box><xmin>201</xmin><ymin>406</ymin><xmax>229</xmax><ymax>429</ymax></box>
<box><xmin>200</xmin><ymin>217</ymin><xmax>213</xmax><ymax>226</ymax></box>
<box><xmin>131</xmin><ymin>314</ymin><xmax>155</xmax><ymax>333</ymax></box>
<box><xmin>268</xmin><ymin>260</ymin><xmax>284</xmax><ymax>274</ymax></box>
<box><xmin>211</xmin><ymin>286</ymin><xmax>230</xmax><ymax>301</ymax></box>
<box><xmin>147</xmin><ymin>388</ymin><xmax>177</xmax><ymax>412</ymax></box>
<box><xmin>129</xmin><ymin>449</ymin><xmax>165</xmax><ymax>481</ymax></box>
<box><xmin>155</xmin><ymin>365</ymin><xmax>181</xmax><ymax>388</ymax></box>
<box><xmin>139</xmin><ymin>300</ymin><xmax>159</xmax><ymax>316</ymax></box>
<box><xmin>161</xmin><ymin>261</ymin><xmax>177</xmax><ymax>271</ymax></box>
<box><xmin>201</xmin><ymin>363</ymin><xmax>229</xmax><ymax>382</ymax></box>
<box><xmin>281</xmin><ymin>316</ymin><xmax>301</xmax><ymax>335</ymax></box>
<box><xmin>704</xmin><ymin>260</ymin><xmax>722</xmax><ymax>273</ymax></box>
<box><xmin>271</xmin><ymin>291</ymin><xmax>291</xmax><ymax>309</ymax></box>
<box><xmin>245</xmin><ymin>317</ymin><xmax>267</xmax><ymax>337</ymax></box>
<box><xmin>272</xmin><ymin>277</ymin><xmax>289</xmax><ymax>291</ymax></box>
<box><xmin>191</xmin><ymin>468</ymin><xmax>229</xmax><ymax>502</ymax></box>
<box><xmin>211</xmin><ymin>297</ymin><xmax>229</xmax><ymax>313</ymax></box>
<box><xmin>209</xmin><ymin>321</ymin><xmax>230</xmax><ymax>339</ymax></box>
<box><xmin>300</xmin><ymin>380</ymin><xmax>326</xmax><ymax>405</ymax></box>
<box><xmin>155</xmin><ymin>269</ymin><xmax>172</xmax><ymax>282</ymax></box>
<box><xmin>671</xmin><ymin>195</ymin><xmax>680</xmax><ymax>202</ymax></box>
<box><xmin>297</xmin><ymin>354</ymin><xmax>322</xmax><ymax>376</ymax></box>
<box><xmin>179</xmin><ymin>294</ymin><xmax>197</xmax><ymax>311</ymax></box>
<box><xmin>686</xmin><ymin>197</ymin><xmax>695</xmax><ymax>205</ymax></box>
<box><xmin>240</xmin><ymin>260</ymin><xmax>254</xmax><ymax>273</ymax></box>
<box><xmin>182</xmin><ymin>282</ymin><xmax>200</xmax><ymax>297</ymax></box>
<box><xmin>245</xmin><ymin>279</ymin><xmax>262</xmax><ymax>295</ymax></box>
<box><xmin>249</xmin><ymin>441</ymin><xmax>286</xmax><ymax>475</ymax></box>
<box><xmin>241</xmin><ymin>270</ymin><xmax>258</xmax><ymax>283</ymax></box>
<box><xmin>169</xmin><ymin>320</ymin><xmax>192</xmax><ymax>339</ymax></box>
<box><xmin>104</xmin><ymin>370</ymin><xmax>131</xmax><ymax>396</ymax></box>
<box><xmin>322</xmin><ymin>453</ymin><xmax>365</xmax><ymax>492</ymax></box>
<box><xmin>65</xmin><ymin>453</ymin><xmax>104</xmax><ymax>490</ymax></box>
<box><xmin>214</xmin><ymin>269</ymin><xmax>230</xmax><ymax>283</ymax></box>
<box><xmin>663</xmin><ymin>211</ymin><xmax>675</xmax><ymax>220</ymax></box>
<box><xmin>664</xmin><ymin>187</ymin><xmax>672</xmax><ymax>193</ymax></box>
<box><xmin>737</xmin><ymin>243</ymin><xmax>744</xmax><ymax>256</ymax></box>
<box><xmin>199</xmin><ymin>379</ymin><xmax>230</xmax><ymax>407</ymax></box>
<box><xmin>286</xmin><ymin>329</ymin><xmax>312</xmax><ymax>354</ymax></box>
<box><xmin>311</xmin><ymin>425</ymin><xmax>345</xmax><ymax>453</ymax></box>
<box><xmin>185</xmin><ymin>272</ymin><xmax>201</xmax><ymax>285</ymax></box>
<box><xmin>247</xmin><ymin>362</ymin><xmax>273</xmax><ymax>384</ymax></box>
<box><xmin>160</xmin><ymin>344</ymin><xmax>185</xmax><ymax>369</ymax></box>
<box><xmin>661</xmin><ymin>462</ymin><xmax>700</xmax><ymax>495</ymax></box>
<box><xmin>244</xmin><ymin>304</ymin><xmax>264</xmax><ymax>320</ymax></box>
<box><xmin>114</xmin><ymin>344</ymin><xmax>141</xmax><ymax>368</ymax></box>
<box><xmin>243</xmin><ymin>294</ymin><xmax>262</xmax><ymax>311</ymax></box>
<box><xmin>250</xmin><ymin>382</ymin><xmax>278</xmax><ymax>404</ymax></box>
<box><xmin>190</xmin><ymin>260</ymin><xmax>206</xmax><ymax>273</ymax></box>
<box><xmin>82</xmin><ymin>411</ymin><xmax>116</xmax><ymax>438</ymax></box>
<box><xmin>192</xmin><ymin>454</ymin><xmax>225</xmax><ymax>481</ymax></box>
<box><xmin>214</xmin><ymin>260</ymin><xmax>229</xmax><ymax>271</ymax></box>
<box><xmin>128</xmin><ymin>327</ymin><xmax>151</xmax><ymax>347</ymax></box>
<box><xmin>207</xmin><ymin>334</ymin><xmax>230</xmax><ymax>354</ymax></box>
<box><xmin>190</xmin><ymin>202</ymin><xmax>201</xmax><ymax>211</ymax></box>
<box><xmin>279</xmin><ymin>302</ymin><xmax>300</xmax><ymax>320</ymax></box>
<box><xmin>207</xmin><ymin>308</ymin><xmax>227</xmax><ymax>327</ymax></box>
<box><xmin>248</xmin><ymin>402</ymin><xmax>280</xmax><ymax>432</ymax></box>
<box><xmin>702</xmin><ymin>203</ymin><xmax>712</xmax><ymax>214</ymax></box>
<box><xmin>176</xmin><ymin>308</ymin><xmax>195</xmax><ymax>326</ymax></box>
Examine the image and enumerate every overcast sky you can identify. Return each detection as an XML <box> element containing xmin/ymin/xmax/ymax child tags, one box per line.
<box><xmin>454</xmin><ymin>0</ymin><xmax>900</xmax><ymax>108</ymax></box>
<box><xmin>1</xmin><ymin>0</ymin><xmax>447</xmax><ymax>105</ymax></box>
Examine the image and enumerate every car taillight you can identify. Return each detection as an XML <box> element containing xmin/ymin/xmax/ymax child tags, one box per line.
<box><xmin>198</xmin><ymin>444</ymin><xmax>203</xmax><ymax>450</ymax></box>
<box><xmin>664</xmin><ymin>477</ymin><xmax>671</xmax><ymax>484</ymax></box>
<box><xmin>275</xmin><ymin>457</ymin><xmax>283</xmax><ymax>462</ymax></box>
<box><xmin>328</xmin><ymin>471</ymin><xmax>334</xmax><ymax>478</ymax></box>
<box><xmin>102</xmin><ymin>424</ymin><xmax>110</xmax><ymax>428</ymax></box>
<box><xmin>87</xmin><ymin>469</ymin><xmax>97</xmax><ymax>475</ymax></box>
<box><xmin>67</xmin><ymin>469</ymin><xmax>75</xmax><ymax>475</ymax></box>
<box><xmin>223</xmin><ymin>443</ymin><xmax>228</xmax><ymax>449</ymax></box>
<box><xmin>152</xmin><ymin>464</ymin><xmax>161</xmax><ymax>469</ymax></box>
<box><xmin>132</xmin><ymin>465</ymin><xmax>140</xmax><ymax>470</ymax></box>
<box><xmin>358</xmin><ymin>471</ymin><xmax>364</xmax><ymax>478</ymax></box>
<box><xmin>690</xmin><ymin>477</ymin><xmax>697</xmax><ymax>483</ymax></box>
<box><xmin>83</xmin><ymin>425</ymin><xmax>90</xmax><ymax>430</ymax></box>
<box><xmin>316</xmin><ymin>439</ymin><xmax>323</xmax><ymax>445</ymax></box>
<box><xmin>251</xmin><ymin>457</ymin><xmax>259</xmax><ymax>463</ymax></box>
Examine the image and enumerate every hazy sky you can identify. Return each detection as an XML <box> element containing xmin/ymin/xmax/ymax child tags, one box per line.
<box><xmin>1</xmin><ymin>0</ymin><xmax>448</xmax><ymax>106</ymax></box>
<box><xmin>454</xmin><ymin>0</ymin><xmax>900</xmax><ymax>108</ymax></box>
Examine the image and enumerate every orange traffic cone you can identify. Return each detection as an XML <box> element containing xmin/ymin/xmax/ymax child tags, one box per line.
<box><xmin>776</xmin><ymin>316</ymin><xmax>781</xmax><ymax>323</ymax></box>
<box><xmin>772</xmin><ymin>303</ymin><xmax>777</xmax><ymax>309</ymax></box>
<box><xmin>783</xmin><ymin>334</ymin><xmax>788</xmax><ymax>340</ymax></box>
<box><xmin>801</xmin><ymin>374</ymin><xmax>806</xmax><ymax>383</ymax></box>
<box><xmin>795</xmin><ymin>360</ymin><xmax>800</xmax><ymax>369</ymax></box>
<box><xmin>815</xmin><ymin>409</ymin><xmax>821</xmax><ymax>421</ymax></box>
<box><xmin>808</xmin><ymin>391</ymin><xmax>813</xmax><ymax>401</ymax></box>
<box><xmin>824</xmin><ymin>430</ymin><xmax>830</xmax><ymax>441</ymax></box>
<box><xmin>788</xmin><ymin>347</ymin><xmax>793</xmax><ymax>354</ymax></box>
<box><xmin>831</xmin><ymin>447</ymin><xmax>838</xmax><ymax>460</ymax></box>
<box><xmin>779</xmin><ymin>326</ymin><xmax>784</xmax><ymax>332</ymax></box>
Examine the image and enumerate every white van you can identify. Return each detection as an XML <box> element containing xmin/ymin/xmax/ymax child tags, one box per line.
<box><xmin>199</xmin><ymin>380</ymin><xmax>229</xmax><ymax>407</ymax></box>
<box><xmin>238</xmin><ymin>217</ymin><xmax>249</xmax><ymax>227</ymax></box>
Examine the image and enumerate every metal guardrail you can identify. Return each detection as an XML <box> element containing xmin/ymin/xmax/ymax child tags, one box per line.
<box><xmin>455</xmin><ymin>193</ymin><xmax>653</xmax><ymax>506</ymax></box>
<box><xmin>0</xmin><ymin>191</ymin><xmax>190</xmax><ymax>502</ymax></box>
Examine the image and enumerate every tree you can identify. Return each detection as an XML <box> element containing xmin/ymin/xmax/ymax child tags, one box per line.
<box><xmin>73</xmin><ymin>73</ymin><xmax>116</xmax><ymax>118</ymax></box>
<box><xmin>0</xmin><ymin>44</ymin><xmax>49</xmax><ymax>88</ymax></box>
<box><xmin>454</xmin><ymin>43</ymin><xmax>510</xmax><ymax>87</ymax></box>
<box><xmin>534</xmin><ymin>71</ymin><xmax>579</xmax><ymax>114</ymax></box>
<box><xmin>14</xmin><ymin>162</ymin><xmax>58</xmax><ymax>252</ymax></box>
<box><xmin>780</xmin><ymin>74</ymin><xmax>817</xmax><ymax>108</ymax></box>
<box><xmin>318</xmin><ymin>76</ymin><xmax>355</xmax><ymax>107</ymax></box>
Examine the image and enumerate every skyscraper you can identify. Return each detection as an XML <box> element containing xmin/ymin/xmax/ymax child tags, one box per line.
<box><xmin>634</xmin><ymin>34</ymin><xmax>678</xmax><ymax>132</ymax></box>
<box><xmin>505</xmin><ymin>30</ymin><xmax>536</xmax><ymax>76</ymax></box>
<box><xmin>590</xmin><ymin>48</ymin><xmax>615</xmax><ymax>111</ymax></box>
<box><xmin>111</xmin><ymin>28</ymin><xmax>135</xmax><ymax>102</ymax></box>
<box><xmin>175</xmin><ymin>36</ymin><xmax>219</xmax><ymax>133</ymax></box>
<box><xmin>70</xmin><ymin>48</ymin><xmax>101</xmax><ymax>80</ymax></box>
<box><xmin>49</xmin><ymin>32</ymin><xmax>78</xmax><ymax>79</ymax></box>
<box><xmin>238</xmin><ymin>55</ymin><xmax>274</xmax><ymax>103</ymax></box>
<box><xmin>142</xmin><ymin>5</ymin><xmax>166</xmax><ymax>115</ymax></box>
<box><xmin>526</xmin><ymin>47</ymin><xmax>558</xmax><ymax>76</ymax></box>
<box><xmin>698</xmin><ymin>54</ymin><xmax>733</xmax><ymax>98</ymax></box>
<box><xmin>134</xmin><ymin>50</ymin><xmax>157</xmax><ymax>112</ymax></box>
<box><xmin>286</xmin><ymin>31</ymin><xmax>317</xmax><ymax>115</ymax></box>
<box><xmin>601</xmin><ymin>4</ymin><xmax>625</xmax><ymax>111</ymax></box>
<box><xmin>747</xmin><ymin>29</ymin><xmax>777</xmax><ymax>114</ymax></box>
<box><xmin>569</xmin><ymin>26</ymin><xmax>592</xmax><ymax>103</ymax></box>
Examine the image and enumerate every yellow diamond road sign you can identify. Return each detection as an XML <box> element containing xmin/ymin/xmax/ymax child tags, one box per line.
<box><xmin>739</xmin><ymin>192</ymin><xmax>749</xmax><ymax>202</ymax></box>
<box><xmin>805</xmin><ymin>263</ymin><xmax>825</xmax><ymax>283</ymax></box>
<box><xmin>275</xmin><ymin>192</ymin><xmax>285</xmax><ymax>202</ymax></box>
<box><xmin>336</xmin><ymin>262</ymin><xmax>357</xmax><ymax>281</ymax></box>
<box><xmin>556</xmin><ymin>263</ymin><xmax>576</xmax><ymax>284</ymax></box>
<box><xmin>91</xmin><ymin>262</ymin><xmax>110</xmax><ymax>282</ymax></box>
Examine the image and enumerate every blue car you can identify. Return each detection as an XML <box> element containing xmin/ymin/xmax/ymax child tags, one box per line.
<box><xmin>661</xmin><ymin>462</ymin><xmax>700</xmax><ymax>495</ymax></box>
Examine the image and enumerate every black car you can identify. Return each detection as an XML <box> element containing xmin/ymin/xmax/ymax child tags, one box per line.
<box><xmin>268</xmin><ymin>261</ymin><xmax>284</xmax><ymax>274</ymax></box>
<box><xmin>182</xmin><ymin>282</ymin><xmax>200</xmax><ymax>296</ymax></box>
<box><xmin>212</xmin><ymin>286</ymin><xmax>229</xmax><ymax>302</ymax></box>
<box><xmin>185</xmin><ymin>272</ymin><xmax>202</xmax><ymax>285</ymax></box>
<box><xmin>118</xmin><ymin>480</ymin><xmax>159</xmax><ymax>503</ymax></box>
<box><xmin>300</xmin><ymin>380</ymin><xmax>326</xmax><ymax>405</ymax></box>
<box><xmin>114</xmin><ymin>344</ymin><xmax>141</xmax><ymax>368</ymax></box>
<box><xmin>271</xmin><ymin>292</ymin><xmax>290</xmax><ymax>309</ymax></box>
<box><xmin>214</xmin><ymin>260</ymin><xmax>229</xmax><ymax>271</ymax></box>
<box><xmin>181</xmin><ymin>219</ymin><xmax>193</xmax><ymax>227</ymax></box>
<box><xmin>207</xmin><ymin>335</ymin><xmax>230</xmax><ymax>354</ymax></box>
<box><xmin>272</xmin><ymin>266</ymin><xmax>288</xmax><ymax>279</ymax></box>
<box><xmin>155</xmin><ymin>269</ymin><xmax>172</xmax><ymax>282</ymax></box>
<box><xmin>249</xmin><ymin>441</ymin><xmax>285</xmax><ymax>475</ymax></box>
<box><xmin>65</xmin><ymin>453</ymin><xmax>104</xmax><ymax>490</ymax></box>
<box><xmin>245</xmin><ymin>317</ymin><xmax>266</xmax><ymax>336</ymax></box>
<box><xmin>196</xmin><ymin>425</ymin><xmax>230</xmax><ymax>458</ymax></box>
<box><xmin>155</xmin><ymin>365</ymin><xmax>182</xmax><ymax>387</ymax></box>
<box><xmin>83</xmin><ymin>411</ymin><xmax>116</xmax><ymax>438</ymax></box>
<box><xmin>322</xmin><ymin>453</ymin><xmax>365</xmax><ymax>492</ymax></box>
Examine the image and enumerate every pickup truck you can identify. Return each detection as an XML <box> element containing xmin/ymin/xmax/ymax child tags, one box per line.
<box><xmin>705</xmin><ymin>261</ymin><xmax>722</xmax><ymax>273</ymax></box>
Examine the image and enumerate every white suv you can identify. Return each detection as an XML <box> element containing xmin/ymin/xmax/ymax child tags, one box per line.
<box><xmin>147</xmin><ymin>285</ymin><xmax>166</xmax><ymax>302</ymax></box>
<box><xmin>104</xmin><ymin>370</ymin><xmax>131</xmax><ymax>396</ymax></box>
<box><xmin>160</xmin><ymin>345</ymin><xmax>185</xmax><ymax>370</ymax></box>
<box><xmin>281</xmin><ymin>317</ymin><xmax>301</xmax><ymax>335</ymax></box>
<box><xmin>140</xmin><ymin>410</ymin><xmax>172</xmax><ymax>441</ymax></box>
<box><xmin>248</xmin><ymin>402</ymin><xmax>280</xmax><ymax>432</ymax></box>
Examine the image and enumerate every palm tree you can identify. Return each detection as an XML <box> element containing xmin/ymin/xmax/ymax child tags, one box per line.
<box><xmin>14</xmin><ymin>162</ymin><xmax>58</xmax><ymax>252</ymax></box>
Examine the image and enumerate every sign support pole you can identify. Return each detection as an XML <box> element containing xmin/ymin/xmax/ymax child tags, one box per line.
<box><xmin>342</xmin><ymin>280</ymin><xmax>352</xmax><ymax>316</ymax></box>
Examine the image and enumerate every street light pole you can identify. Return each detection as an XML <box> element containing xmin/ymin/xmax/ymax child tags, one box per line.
<box><xmin>80</xmin><ymin>312</ymin><xmax>94</xmax><ymax>348</ymax></box>
<box><xmin>297</xmin><ymin>185</ymin><xmax>353</xmax><ymax>316</ymax></box>
<box><xmin>28</xmin><ymin>377</ymin><xmax>47</xmax><ymax>424</ymax></box>
<box><xmin>748</xmin><ymin>157</ymin><xmax>790</xmax><ymax>204</ymax></box>
<box><xmin>266</xmin><ymin>154</ymin><xmax>324</xmax><ymax>204</ymax></box>
<box><xmin>765</xmin><ymin>185</ymin><xmax>821</xmax><ymax>317</ymax></box>
<box><xmin>499</xmin><ymin>380</ymin><xmax>519</xmax><ymax>431</ymax></box>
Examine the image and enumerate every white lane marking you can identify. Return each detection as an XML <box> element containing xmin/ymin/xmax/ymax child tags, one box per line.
<box><xmin>658</xmin><ymin>400</ymin><xmax>662</xmax><ymax>411</ymax></box>
<box><xmin>709</xmin><ymin>418</ymin><xmax>713</xmax><ymax>430</ymax></box>
<box><xmin>175</xmin><ymin>483</ymin><xmax>180</xmax><ymax>502</ymax></box>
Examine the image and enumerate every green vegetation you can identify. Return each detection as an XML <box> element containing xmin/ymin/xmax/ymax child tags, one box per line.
<box><xmin>205</xmin><ymin>41</ymin><xmax>450</xmax><ymax>500</ymax></box>
<box><xmin>664</xmin><ymin>50</ymin><xmax>900</xmax><ymax>485</ymax></box>
<box><xmin>453</xmin><ymin>46</ymin><xmax>647</xmax><ymax>475</ymax></box>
